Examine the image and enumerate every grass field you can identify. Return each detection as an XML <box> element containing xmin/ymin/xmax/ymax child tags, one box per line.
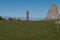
<box><xmin>0</xmin><ymin>20</ymin><xmax>60</xmax><ymax>40</ymax></box>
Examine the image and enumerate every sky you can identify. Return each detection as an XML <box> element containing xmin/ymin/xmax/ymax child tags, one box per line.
<box><xmin>0</xmin><ymin>0</ymin><xmax>60</xmax><ymax>20</ymax></box>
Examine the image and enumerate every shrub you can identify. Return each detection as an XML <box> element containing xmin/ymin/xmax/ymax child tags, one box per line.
<box><xmin>0</xmin><ymin>16</ymin><xmax>6</xmax><ymax>20</ymax></box>
<box><xmin>8</xmin><ymin>17</ymin><xmax>16</xmax><ymax>20</ymax></box>
<box><xmin>8</xmin><ymin>17</ymin><xmax>12</xmax><ymax>20</ymax></box>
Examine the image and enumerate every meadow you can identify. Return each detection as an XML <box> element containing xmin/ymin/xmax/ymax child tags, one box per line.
<box><xmin>0</xmin><ymin>20</ymin><xmax>60</xmax><ymax>40</ymax></box>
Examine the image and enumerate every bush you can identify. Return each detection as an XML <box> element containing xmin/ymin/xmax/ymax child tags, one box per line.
<box><xmin>8</xmin><ymin>17</ymin><xmax>16</xmax><ymax>20</ymax></box>
<box><xmin>0</xmin><ymin>16</ymin><xmax>6</xmax><ymax>20</ymax></box>
<box><xmin>17</xmin><ymin>18</ymin><xmax>21</xmax><ymax>21</ymax></box>
<box><xmin>8</xmin><ymin>17</ymin><xmax>12</xmax><ymax>20</ymax></box>
<box><xmin>0</xmin><ymin>16</ymin><xmax>3</xmax><ymax>20</ymax></box>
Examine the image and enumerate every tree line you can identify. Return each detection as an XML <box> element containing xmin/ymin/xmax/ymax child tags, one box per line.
<box><xmin>0</xmin><ymin>16</ymin><xmax>21</xmax><ymax>20</ymax></box>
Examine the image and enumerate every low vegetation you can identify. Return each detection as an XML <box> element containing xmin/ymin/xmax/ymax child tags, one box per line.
<box><xmin>0</xmin><ymin>20</ymin><xmax>60</xmax><ymax>40</ymax></box>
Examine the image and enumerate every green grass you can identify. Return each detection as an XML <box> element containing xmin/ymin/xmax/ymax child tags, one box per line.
<box><xmin>0</xmin><ymin>20</ymin><xmax>60</xmax><ymax>40</ymax></box>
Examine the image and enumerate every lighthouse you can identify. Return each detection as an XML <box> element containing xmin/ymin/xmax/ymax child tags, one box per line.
<box><xmin>26</xmin><ymin>11</ymin><xmax>29</xmax><ymax>21</ymax></box>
